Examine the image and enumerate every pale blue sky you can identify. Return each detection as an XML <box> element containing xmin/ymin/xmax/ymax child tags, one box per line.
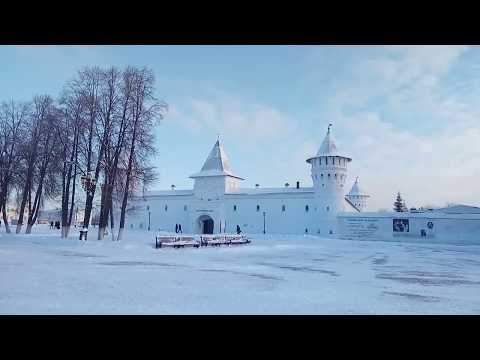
<box><xmin>1</xmin><ymin>45</ymin><xmax>479</xmax><ymax>210</ymax></box>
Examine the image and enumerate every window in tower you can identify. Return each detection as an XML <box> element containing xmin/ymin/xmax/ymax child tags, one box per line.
<box><xmin>305</xmin><ymin>205</ymin><xmax>309</xmax><ymax>212</ymax></box>
<box><xmin>184</xmin><ymin>205</ymin><xmax>187</xmax><ymax>211</ymax></box>
<box><xmin>328</xmin><ymin>173</ymin><xmax>331</xmax><ymax>178</ymax></box>
<box><xmin>282</xmin><ymin>205</ymin><xmax>286</xmax><ymax>212</ymax></box>
<box><xmin>165</xmin><ymin>204</ymin><xmax>168</xmax><ymax>211</ymax></box>
<box><xmin>256</xmin><ymin>205</ymin><xmax>260</xmax><ymax>212</ymax></box>
<box><xmin>233</xmin><ymin>205</ymin><xmax>237</xmax><ymax>211</ymax></box>
<box><xmin>325</xmin><ymin>157</ymin><xmax>328</xmax><ymax>165</ymax></box>
<box><xmin>321</xmin><ymin>173</ymin><xmax>324</xmax><ymax>178</ymax></box>
<box><xmin>326</xmin><ymin>206</ymin><xmax>330</xmax><ymax>212</ymax></box>
<box><xmin>319</xmin><ymin>158</ymin><xmax>322</xmax><ymax>165</ymax></box>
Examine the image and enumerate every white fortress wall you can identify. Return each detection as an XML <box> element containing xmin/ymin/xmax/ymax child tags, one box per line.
<box><xmin>126</xmin><ymin>188</ymin><xmax>320</xmax><ymax>235</ymax></box>
<box><xmin>223</xmin><ymin>190</ymin><xmax>316</xmax><ymax>235</ymax></box>
<box><xmin>125</xmin><ymin>193</ymin><xmax>193</xmax><ymax>232</ymax></box>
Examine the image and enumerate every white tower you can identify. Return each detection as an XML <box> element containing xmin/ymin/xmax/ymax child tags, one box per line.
<box><xmin>189</xmin><ymin>139</ymin><xmax>243</xmax><ymax>200</ymax></box>
<box><xmin>346</xmin><ymin>177</ymin><xmax>370</xmax><ymax>212</ymax></box>
<box><xmin>306</xmin><ymin>124</ymin><xmax>351</xmax><ymax>236</ymax></box>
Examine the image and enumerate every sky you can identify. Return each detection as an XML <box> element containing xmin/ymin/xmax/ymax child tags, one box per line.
<box><xmin>0</xmin><ymin>45</ymin><xmax>479</xmax><ymax>211</ymax></box>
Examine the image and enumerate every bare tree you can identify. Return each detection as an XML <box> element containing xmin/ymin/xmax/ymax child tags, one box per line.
<box><xmin>58</xmin><ymin>79</ymin><xmax>85</xmax><ymax>238</ymax></box>
<box><xmin>16</xmin><ymin>96</ymin><xmax>57</xmax><ymax>234</ymax></box>
<box><xmin>117</xmin><ymin>68</ymin><xmax>166</xmax><ymax>241</ymax></box>
<box><xmin>96</xmin><ymin>67</ymin><xmax>122</xmax><ymax>240</ymax></box>
<box><xmin>25</xmin><ymin>107</ymin><xmax>62</xmax><ymax>233</ymax></box>
<box><xmin>0</xmin><ymin>101</ymin><xmax>28</xmax><ymax>233</ymax></box>
<box><xmin>74</xmin><ymin>67</ymin><xmax>103</xmax><ymax>234</ymax></box>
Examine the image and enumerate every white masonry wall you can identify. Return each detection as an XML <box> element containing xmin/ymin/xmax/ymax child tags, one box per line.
<box><xmin>337</xmin><ymin>212</ymin><xmax>480</xmax><ymax>245</ymax></box>
<box><xmin>126</xmin><ymin>189</ymin><xmax>325</xmax><ymax>235</ymax></box>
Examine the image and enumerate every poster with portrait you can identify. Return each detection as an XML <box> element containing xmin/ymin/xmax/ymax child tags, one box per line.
<box><xmin>393</xmin><ymin>219</ymin><xmax>409</xmax><ymax>233</ymax></box>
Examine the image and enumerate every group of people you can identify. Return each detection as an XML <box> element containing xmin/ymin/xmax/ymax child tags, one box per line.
<box><xmin>50</xmin><ymin>221</ymin><xmax>61</xmax><ymax>229</ymax></box>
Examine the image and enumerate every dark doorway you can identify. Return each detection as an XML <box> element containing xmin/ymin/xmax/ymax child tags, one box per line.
<box><xmin>202</xmin><ymin>218</ymin><xmax>214</xmax><ymax>234</ymax></box>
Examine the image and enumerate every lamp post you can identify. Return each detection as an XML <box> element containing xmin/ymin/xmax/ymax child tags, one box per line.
<box><xmin>147</xmin><ymin>205</ymin><xmax>151</xmax><ymax>231</ymax></box>
<box><xmin>263</xmin><ymin>211</ymin><xmax>266</xmax><ymax>234</ymax></box>
<box><xmin>79</xmin><ymin>170</ymin><xmax>97</xmax><ymax>241</ymax></box>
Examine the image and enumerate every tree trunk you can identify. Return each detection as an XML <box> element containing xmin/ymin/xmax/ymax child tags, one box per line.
<box><xmin>16</xmin><ymin>175</ymin><xmax>32</xmax><ymax>234</ymax></box>
<box><xmin>98</xmin><ymin>183</ymin><xmax>107</xmax><ymax>240</ymax></box>
<box><xmin>117</xmin><ymin>130</ymin><xmax>136</xmax><ymax>242</ymax></box>
<box><xmin>61</xmin><ymin>161</ymin><xmax>68</xmax><ymax>238</ymax></box>
<box><xmin>1</xmin><ymin>203</ymin><xmax>10</xmax><ymax>234</ymax></box>
<box><xmin>25</xmin><ymin>170</ymin><xmax>45</xmax><ymax>234</ymax></box>
<box><xmin>25</xmin><ymin>223</ymin><xmax>33</xmax><ymax>234</ymax></box>
<box><xmin>67</xmin><ymin>153</ymin><xmax>78</xmax><ymax>238</ymax></box>
<box><xmin>109</xmin><ymin>194</ymin><xmax>115</xmax><ymax>241</ymax></box>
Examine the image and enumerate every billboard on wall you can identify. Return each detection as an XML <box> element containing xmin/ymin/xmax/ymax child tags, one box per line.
<box><xmin>393</xmin><ymin>218</ymin><xmax>409</xmax><ymax>233</ymax></box>
<box><xmin>339</xmin><ymin>217</ymin><xmax>384</xmax><ymax>240</ymax></box>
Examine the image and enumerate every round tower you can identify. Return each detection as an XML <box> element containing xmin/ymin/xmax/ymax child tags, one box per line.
<box><xmin>306</xmin><ymin>124</ymin><xmax>351</xmax><ymax>236</ymax></box>
<box><xmin>346</xmin><ymin>177</ymin><xmax>370</xmax><ymax>212</ymax></box>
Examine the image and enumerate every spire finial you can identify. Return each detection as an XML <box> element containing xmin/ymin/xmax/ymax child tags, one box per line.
<box><xmin>217</xmin><ymin>133</ymin><xmax>220</xmax><ymax>142</ymax></box>
<box><xmin>356</xmin><ymin>176</ymin><xmax>359</xmax><ymax>182</ymax></box>
<box><xmin>327</xmin><ymin>123</ymin><xmax>332</xmax><ymax>134</ymax></box>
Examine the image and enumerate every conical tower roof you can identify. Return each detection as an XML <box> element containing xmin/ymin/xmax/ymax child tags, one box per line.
<box><xmin>317</xmin><ymin>125</ymin><xmax>339</xmax><ymax>156</ymax></box>
<box><xmin>307</xmin><ymin>124</ymin><xmax>351</xmax><ymax>163</ymax></box>
<box><xmin>348</xmin><ymin>177</ymin><xmax>369</xmax><ymax>197</ymax></box>
<box><xmin>190</xmin><ymin>139</ymin><xmax>243</xmax><ymax>179</ymax></box>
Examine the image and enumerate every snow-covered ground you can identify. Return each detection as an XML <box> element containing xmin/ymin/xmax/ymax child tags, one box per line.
<box><xmin>1</xmin><ymin>225</ymin><xmax>480</xmax><ymax>314</ymax></box>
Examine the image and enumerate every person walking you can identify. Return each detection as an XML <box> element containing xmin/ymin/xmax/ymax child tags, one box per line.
<box><xmin>179</xmin><ymin>224</ymin><xmax>182</xmax><ymax>233</ymax></box>
<box><xmin>236</xmin><ymin>225</ymin><xmax>241</xmax><ymax>235</ymax></box>
<box><xmin>175</xmin><ymin>223</ymin><xmax>178</xmax><ymax>233</ymax></box>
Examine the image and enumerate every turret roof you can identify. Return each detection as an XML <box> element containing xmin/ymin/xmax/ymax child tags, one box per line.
<box><xmin>189</xmin><ymin>139</ymin><xmax>244</xmax><ymax>179</ymax></box>
<box><xmin>348</xmin><ymin>177</ymin><xmax>369</xmax><ymax>197</ymax></box>
<box><xmin>306</xmin><ymin>124</ymin><xmax>351</xmax><ymax>163</ymax></box>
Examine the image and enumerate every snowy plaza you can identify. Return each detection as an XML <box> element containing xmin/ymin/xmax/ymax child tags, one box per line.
<box><xmin>1</xmin><ymin>225</ymin><xmax>479</xmax><ymax>314</ymax></box>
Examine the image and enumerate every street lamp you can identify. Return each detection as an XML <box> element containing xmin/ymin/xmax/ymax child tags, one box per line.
<box><xmin>263</xmin><ymin>211</ymin><xmax>266</xmax><ymax>234</ymax></box>
<box><xmin>79</xmin><ymin>170</ymin><xmax>97</xmax><ymax>241</ymax></box>
<box><xmin>147</xmin><ymin>205</ymin><xmax>151</xmax><ymax>231</ymax></box>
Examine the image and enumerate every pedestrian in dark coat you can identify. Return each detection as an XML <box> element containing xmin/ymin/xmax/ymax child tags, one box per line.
<box><xmin>236</xmin><ymin>225</ymin><xmax>241</xmax><ymax>235</ymax></box>
<box><xmin>179</xmin><ymin>224</ymin><xmax>182</xmax><ymax>233</ymax></box>
<box><xmin>175</xmin><ymin>224</ymin><xmax>178</xmax><ymax>233</ymax></box>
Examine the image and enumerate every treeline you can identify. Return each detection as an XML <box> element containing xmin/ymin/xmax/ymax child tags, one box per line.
<box><xmin>0</xmin><ymin>66</ymin><xmax>167</xmax><ymax>240</ymax></box>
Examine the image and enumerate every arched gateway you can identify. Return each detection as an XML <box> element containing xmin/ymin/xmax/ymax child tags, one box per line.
<box><xmin>197</xmin><ymin>215</ymin><xmax>214</xmax><ymax>234</ymax></box>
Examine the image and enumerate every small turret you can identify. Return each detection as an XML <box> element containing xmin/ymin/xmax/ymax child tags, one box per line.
<box><xmin>346</xmin><ymin>177</ymin><xmax>369</xmax><ymax>212</ymax></box>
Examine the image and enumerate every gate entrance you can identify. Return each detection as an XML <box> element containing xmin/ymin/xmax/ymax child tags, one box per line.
<box><xmin>197</xmin><ymin>215</ymin><xmax>214</xmax><ymax>234</ymax></box>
